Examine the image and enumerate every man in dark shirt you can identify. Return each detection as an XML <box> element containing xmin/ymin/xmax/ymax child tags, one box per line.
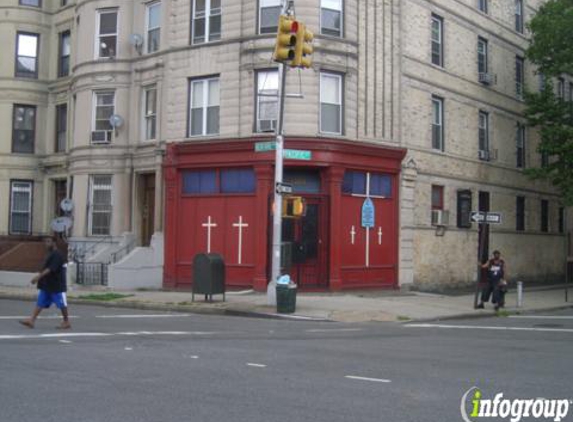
<box><xmin>477</xmin><ymin>250</ymin><xmax>507</xmax><ymax>311</ymax></box>
<box><xmin>19</xmin><ymin>236</ymin><xmax>71</xmax><ymax>329</ymax></box>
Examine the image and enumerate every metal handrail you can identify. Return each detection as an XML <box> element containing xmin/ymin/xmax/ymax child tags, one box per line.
<box><xmin>70</xmin><ymin>236</ymin><xmax>114</xmax><ymax>262</ymax></box>
<box><xmin>110</xmin><ymin>239</ymin><xmax>137</xmax><ymax>264</ymax></box>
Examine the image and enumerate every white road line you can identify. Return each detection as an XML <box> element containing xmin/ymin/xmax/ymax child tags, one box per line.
<box><xmin>305</xmin><ymin>328</ymin><xmax>364</xmax><ymax>333</ymax></box>
<box><xmin>345</xmin><ymin>375</ymin><xmax>392</xmax><ymax>383</ymax></box>
<box><xmin>59</xmin><ymin>340</ymin><xmax>72</xmax><ymax>344</ymax></box>
<box><xmin>0</xmin><ymin>331</ymin><xmax>219</xmax><ymax>341</ymax></box>
<box><xmin>0</xmin><ymin>316</ymin><xmax>79</xmax><ymax>320</ymax></box>
<box><xmin>509</xmin><ymin>315</ymin><xmax>573</xmax><ymax>320</ymax></box>
<box><xmin>406</xmin><ymin>323</ymin><xmax>573</xmax><ymax>334</ymax></box>
<box><xmin>124</xmin><ymin>347</ymin><xmax>133</xmax><ymax>351</ymax></box>
<box><xmin>246</xmin><ymin>363</ymin><xmax>267</xmax><ymax>368</ymax></box>
<box><xmin>95</xmin><ymin>314</ymin><xmax>192</xmax><ymax>319</ymax></box>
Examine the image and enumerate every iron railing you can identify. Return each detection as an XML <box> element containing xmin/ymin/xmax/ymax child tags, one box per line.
<box><xmin>69</xmin><ymin>236</ymin><xmax>113</xmax><ymax>262</ymax></box>
<box><xmin>76</xmin><ymin>261</ymin><xmax>108</xmax><ymax>286</ymax></box>
<box><xmin>110</xmin><ymin>240</ymin><xmax>136</xmax><ymax>264</ymax></box>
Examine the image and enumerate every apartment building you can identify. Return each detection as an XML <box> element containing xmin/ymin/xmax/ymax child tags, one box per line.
<box><xmin>0</xmin><ymin>0</ymin><xmax>566</xmax><ymax>291</ymax></box>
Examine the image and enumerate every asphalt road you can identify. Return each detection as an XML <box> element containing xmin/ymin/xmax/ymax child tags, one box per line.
<box><xmin>1</xmin><ymin>299</ymin><xmax>572</xmax><ymax>422</ymax></box>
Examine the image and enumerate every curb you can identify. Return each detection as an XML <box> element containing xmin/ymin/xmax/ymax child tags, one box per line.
<box><xmin>407</xmin><ymin>304</ymin><xmax>573</xmax><ymax>324</ymax></box>
<box><xmin>2</xmin><ymin>291</ymin><xmax>570</xmax><ymax>324</ymax></box>
<box><xmin>0</xmin><ymin>292</ymin><xmax>330</xmax><ymax>322</ymax></box>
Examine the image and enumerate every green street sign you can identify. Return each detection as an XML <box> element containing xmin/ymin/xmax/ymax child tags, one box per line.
<box><xmin>284</xmin><ymin>149</ymin><xmax>312</xmax><ymax>160</ymax></box>
<box><xmin>255</xmin><ymin>141</ymin><xmax>276</xmax><ymax>152</ymax></box>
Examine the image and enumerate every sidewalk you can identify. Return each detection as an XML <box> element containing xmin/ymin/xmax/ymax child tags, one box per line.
<box><xmin>0</xmin><ymin>284</ymin><xmax>571</xmax><ymax>323</ymax></box>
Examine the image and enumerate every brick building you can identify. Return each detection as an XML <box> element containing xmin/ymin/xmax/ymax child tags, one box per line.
<box><xmin>0</xmin><ymin>0</ymin><xmax>567</xmax><ymax>290</ymax></box>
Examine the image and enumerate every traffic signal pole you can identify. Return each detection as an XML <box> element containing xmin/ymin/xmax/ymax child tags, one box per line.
<box><xmin>268</xmin><ymin>1</ymin><xmax>293</xmax><ymax>303</ymax></box>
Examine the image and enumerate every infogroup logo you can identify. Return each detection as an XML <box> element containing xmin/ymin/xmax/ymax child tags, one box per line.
<box><xmin>460</xmin><ymin>387</ymin><xmax>571</xmax><ymax>422</ymax></box>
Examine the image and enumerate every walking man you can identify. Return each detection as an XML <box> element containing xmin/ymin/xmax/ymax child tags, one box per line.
<box><xmin>19</xmin><ymin>236</ymin><xmax>71</xmax><ymax>329</ymax></box>
<box><xmin>477</xmin><ymin>250</ymin><xmax>507</xmax><ymax>311</ymax></box>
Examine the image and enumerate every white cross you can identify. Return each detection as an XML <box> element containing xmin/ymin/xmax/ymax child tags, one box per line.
<box><xmin>378</xmin><ymin>227</ymin><xmax>383</xmax><ymax>245</ymax></box>
<box><xmin>201</xmin><ymin>216</ymin><xmax>218</xmax><ymax>253</ymax></box>
<box><xmin>350</xmin><ymin>226</ymin><xmax>356</xmax><ymax>245</ymax></box>
<box><xmin>232</xmin><ymin>216</ymin><xmax>249</xmax><ymax>264</ymax></box>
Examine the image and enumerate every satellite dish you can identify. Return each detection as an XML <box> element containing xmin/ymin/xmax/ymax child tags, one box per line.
<box><xmin>129</xmin><ymin>33</ymin><xmax>144</xmax><ymax>47</ymax></box>
<box><xmin>60</xmin><ymin>198</ymin><xmax>74</xmax><ymax>213</ymax></box>
<box><xmin>109</xmin><ymin>114</ymin><xmax>124</xmax><ymax>128</ymax></box>
<box><xmin>51</xmin><ymin>217</ymin><xmax>73</xmax><ymax>233</ymax></box>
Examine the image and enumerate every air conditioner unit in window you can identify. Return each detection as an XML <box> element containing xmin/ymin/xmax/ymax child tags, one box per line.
<box><xmin>478</xmin><ymin>149</ymin><xmax>498</xmax><ymax>161</ymax></box>
<box><xmin>478</xmin><ymin>149</ymin><xmax>490</xmax><ymax>161</ymax></box>
<box><xmin>91</xmin><ymin>130</ymin><xmax>112</xmax><ymax>144</ymax></box>
<box><xmin>431</xmin><ymin>209</ymin><xmax>450</xmax><ymax>226</ymax></box>
<box><xmin>258</xmin><ymin>119</ymin><xmax>276</xmax><ymax>133</ymax></box>
<box><xmin>479</xmin><ymin>72</ymin><xmax>496</xmax><ymax>85</ymax></box>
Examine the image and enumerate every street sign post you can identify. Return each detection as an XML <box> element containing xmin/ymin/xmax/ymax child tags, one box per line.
<box><xmin>471</xmin><ymin>210</ymin><xmax>503</xmax><ymax>309</ymax></box>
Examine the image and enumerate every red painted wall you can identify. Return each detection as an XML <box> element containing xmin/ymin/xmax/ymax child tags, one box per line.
<box><xmin>163</xmin><ymin>138</ymin><xmax>406</xmax><ymax>291</ymax></box>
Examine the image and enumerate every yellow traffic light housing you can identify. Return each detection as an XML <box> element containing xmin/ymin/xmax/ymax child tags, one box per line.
<box><xmin>273</xmin><ymin>15</ymin><xmax>299</xmax><ymax>63</ymax></box>
<box><xmin>292</xmin><ymin>23</ymin><xmax>313</xmax><ymax>68</ymax></box>
<box><xmin>282</xmin><ymin>196</ymin><xmax>306</xmax><ymax>218</ymax></box>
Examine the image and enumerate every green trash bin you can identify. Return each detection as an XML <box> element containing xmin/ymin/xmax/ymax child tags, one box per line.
<box><xmin>276</xmin><ymin>284</ymin><xmax>297</xmax><ymax>313</ymax></box>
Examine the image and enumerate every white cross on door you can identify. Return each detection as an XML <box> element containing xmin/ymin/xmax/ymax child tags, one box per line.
<box><xmin>201</xmin><ymin>216</ymin><xmax>218</xmax><ymax>253</ymax></box>
<box><xmin>232</xmin><ymin>216</ymin><xmax>249</xmax><ymax>264</ymax></box>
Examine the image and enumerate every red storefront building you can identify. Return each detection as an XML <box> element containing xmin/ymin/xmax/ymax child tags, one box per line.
<box><xmin>164</xmin><ymin>138</ymin><xmax>406</xmax><ymax>291</ymax></box>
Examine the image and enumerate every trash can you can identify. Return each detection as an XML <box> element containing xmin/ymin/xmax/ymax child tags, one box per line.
<box><xmin>192</xmin><ymin>253</ymin><xmax>226</xmax><ymax>302</ymax></box>
<box><xmin>276</xmin><ymin>283</ymin><xmax>297</xmax><ymax>313</ymax></box>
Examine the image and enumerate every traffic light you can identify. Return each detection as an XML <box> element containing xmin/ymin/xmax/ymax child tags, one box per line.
<box><xmin>292</xmin><ymin>23</ymin><xmax>313</xmax><ymax>68</ymax></box>
<box><xmin>273</xmin><ymin>15</ymin><xmax>299</xmax><ymax>63</ymax></box>
<box><xmin>282</xmin><ymin>196</ymin><xmax>306</xmax><ymax>218</ymax></box>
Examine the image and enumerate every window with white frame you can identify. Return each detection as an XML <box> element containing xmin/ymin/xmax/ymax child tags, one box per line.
<box><xmin>515</xmin><ymin>56</ymin><xmax>524</xmax><ymax>99</ymax></box>
<box><xmin>321</xmin><ymin>0</ymin><xmax>343</xmax><ymax>37</ymax></box>
<box><xmin>15</xmin><ymin>32</ymin><xmax>39</xmax><ymax>78</ymax></box>
<box><xmin>12</xmin><ymin>104</ymin><xmax>36</xmax><ymax>153</ymax></box>
<box><xmin>432</xmin><ymin>96</ymin><xmax>444</xmax><ymax>151</ymax></box>
<box><xmin>58</xmin><ymin>30</ymin><xmax>71</xmax><ymax>77</ymax></box>
<box><xmin>56</xmin><ymin>103</ymin><xmax>67</xmax><ymax>153</ymax></box>
<box><xmin>320</xmin><ymin>72</ymin><xmax>343</xmax><ymax>135</ymax></box>
<box><xmin>10</xmin><ymin>181</ymin><xmax>33</xmax><ymax>235</ymax></box>
<box><xmin>188</xmin><ymin>77</ymin><xmax>219</xmax><ymax>136</ymax></box>
<box><xmin>478</xmin><ymin>111</ymin><xmax>489</xmax><ymax>158</ymax></box>
<box><xmin>256</xmin><ymin>70</ymin><xmax>278</xmax><ymax>132</ymax></box>
<box><xmin>143</xmin><ymin>85</ymin><xmax>157</xmax><ymax>140</ymax></box>
<box><xmin>431</xmin><ymin>14</ymin><xmax>443</xmax><ymax>67</ymax></box>
<box><xmin>20</xmin><ymin>0</ymin><xmax>40</xmax><ymax>7</ymax></box>
<box><xmin>146</xmin><ymin>2</ymin><xmax>161</xmax><ymax>53</ymax></box>
<box><xmin>92</xmin><ymin>91</ymin><xmax>115</xmax><ymax>143</ymax></box>
<box><xmin>516</xmin><ymin>123</ymin><xmax>525</xmax><ymax>168</ymax></box>
<box><xmin>192</xmin><ymin>0</ymin><xmax>221</xmax><ymax>44</ymax></box>
<box><xmin>515</xmin><ymin>0</ymin><xmax>524</xmax><ymax>33</ymax></box>
<box><xmin>477</xmin><ymin>37</ymin><xmax>488</xmax><ymax>75</ymax></box>
<box><xmin>96</xmin><ymin>9</ymin><xmax>118</xmax><ymax>58</ymax></box>
<box><xmin>259</xmin><ymin>0</ymin><xmax>282</xmax><ymax>34</ymax></box>
<box><xmin>89</xmin><ymin>175</ymin><xmax>112</xmax><ymax>236</ymax></box>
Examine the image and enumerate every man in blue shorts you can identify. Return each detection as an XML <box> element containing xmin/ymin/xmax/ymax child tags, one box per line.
<box><xmin>19</xmin><ymin>236</ymin><xmax>71</xmax><ymax>329</ymax></box>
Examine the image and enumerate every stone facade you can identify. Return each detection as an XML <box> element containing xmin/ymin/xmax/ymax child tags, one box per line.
<box><xmin>0</xmin><ymin>0</ymin><xmax>567</xmax><ymax>289</ymax></box>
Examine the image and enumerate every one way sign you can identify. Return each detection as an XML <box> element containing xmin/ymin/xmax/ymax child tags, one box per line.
<box><xmin>471</xmin><ymin>211</ymin><xmax>502</xmax><ymax>224</ymax></box>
